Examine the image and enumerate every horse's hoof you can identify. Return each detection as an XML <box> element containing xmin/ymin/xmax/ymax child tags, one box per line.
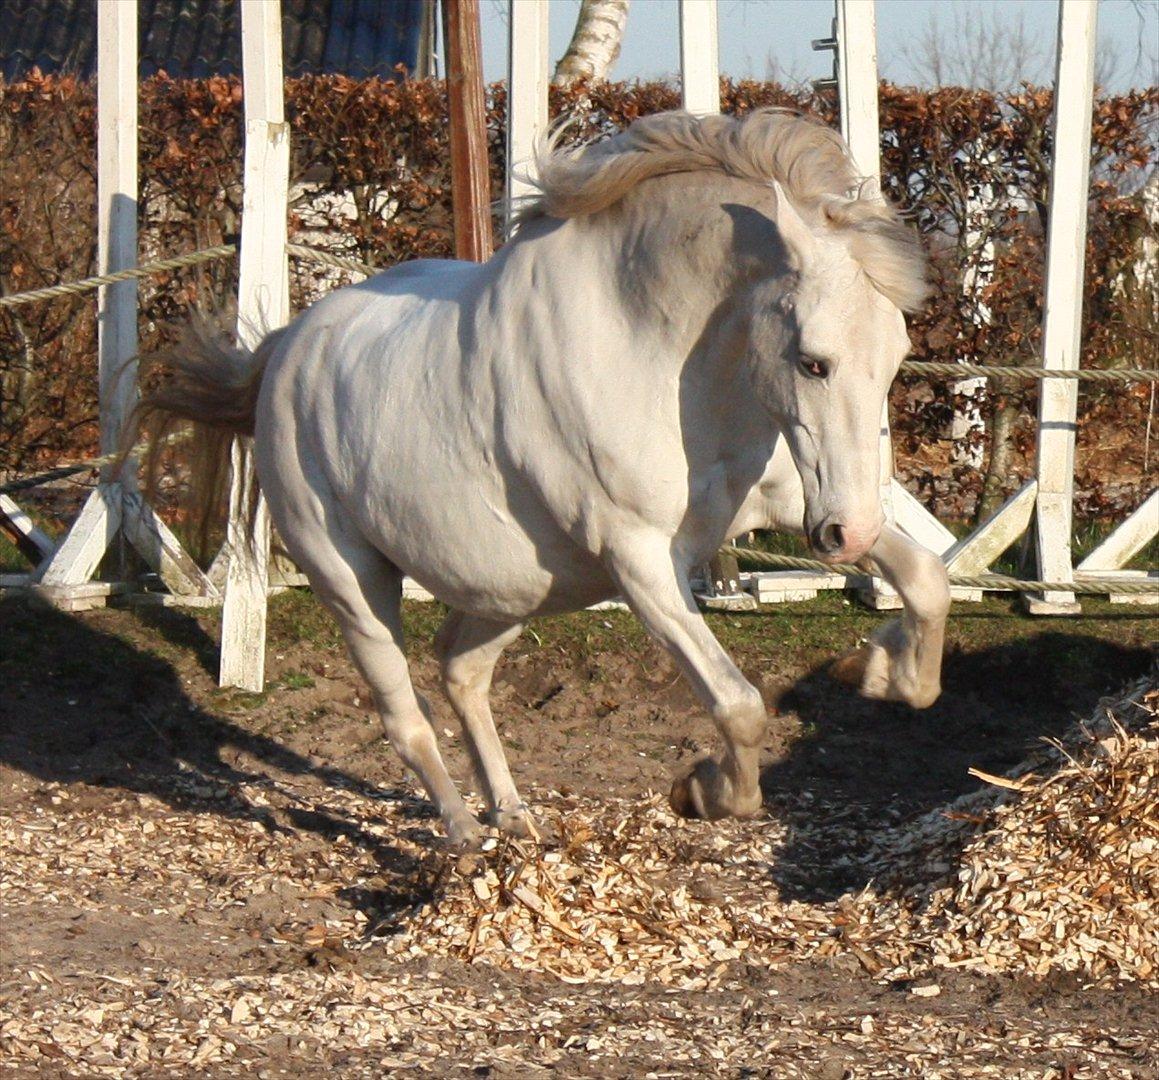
<box><xmin>671</xmin><ymin>757</ymin><xmax>761</xmax><ymax>820</ymax></box>
<box><xmin>492</xmin><ymin>804</ymin><xmax>541</xmax><ymax>841</ymax></box>
<box><xmin>669</xmin><ymin>758</ymin><xmax>719</xmax><ymax>820</ymax></box>
<box><xmin>829</xmin><ymin>646</ymin><xmax>869</xmax><ymax>688</ymax></box>
<box><xmin>447</xmin><ymin>815</ymin><xmax>486</xmax><ymax>852</ymax></box>
<box><xmin>669</xmin><ymin>770</ymin><xmax>700</xmax><ymax>819</ymax></box>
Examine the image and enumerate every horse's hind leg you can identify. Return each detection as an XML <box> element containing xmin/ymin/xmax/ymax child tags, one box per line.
<box><xmin>435</xmin><ymin>612</ymin><xmax>534</xmax><ymax>838</ymax></box>
<box><xmin>830</xmin><ymin>523</ymin><xmax>951</xmax><ymax>708</ymax></box>
<box><xmin>287</xmin><ymin>532</ymin><xmax>484</xmax><ymax>849</ymax></box>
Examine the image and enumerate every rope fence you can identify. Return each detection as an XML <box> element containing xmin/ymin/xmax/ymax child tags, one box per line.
<box><xmin>0</xmin><ymin>245</ymin><xmax>237</xmax><ymax>308</ymax></box>
<box><xmin>729</xmin><ymin>548</ymin><xmax>1157</xmax><ymax>597</ymax></box>
<box><xmin>899</xmin><ymin>359</ymin><xmax>1158</xmax><ymax>385</ymax></box>
<box><xmin>3</xmin><ymin>241</ymin><xmax>1154</xmax><ymax>382</ymax></box>
<box><xmin>286</xmin><ymin>243</ymin><xmax>383</xmax><ymax>278</ymax></box>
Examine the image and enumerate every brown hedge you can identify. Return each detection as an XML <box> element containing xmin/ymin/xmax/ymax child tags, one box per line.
<box><xmin>1</xmin><ymin>72</ymin><xmax>1155</xmax><ymax>494</ymax></box>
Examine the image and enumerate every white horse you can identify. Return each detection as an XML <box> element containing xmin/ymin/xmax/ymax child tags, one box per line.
<box><xmin>143</xmin><ymin>109</ymin><xmax>950</xmax><ymax>848</ymax></box>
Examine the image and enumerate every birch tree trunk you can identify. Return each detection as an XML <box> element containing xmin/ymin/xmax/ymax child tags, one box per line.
<box><xmin>552</xmin><ymin>0</ymin><xmax>630</xmax><ymax>86</ymax></box>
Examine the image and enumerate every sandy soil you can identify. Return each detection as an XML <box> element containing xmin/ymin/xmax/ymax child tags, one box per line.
<box><xmin>1</xmin><ymin>593</ymin><xmax>1155</xmax><ymax>1077</ymax></box>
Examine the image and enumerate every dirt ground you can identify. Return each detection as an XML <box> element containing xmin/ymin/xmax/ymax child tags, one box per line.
<box><xmin>1</xmin><ymin>590</ymin><xmax>1156</xmax><ymax>1077</ymax></box>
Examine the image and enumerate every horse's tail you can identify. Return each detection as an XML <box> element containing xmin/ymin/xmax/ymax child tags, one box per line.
<box><xmin>130</xmin><ymin>320</ymin><xmax>285</xmax><ymax>562</ymax></box>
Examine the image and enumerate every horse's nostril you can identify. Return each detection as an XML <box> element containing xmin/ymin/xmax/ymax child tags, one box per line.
<box><xmin>810</xmin><ymin>522</ymin><xmax>845</xmax><ymax>556</ymax></box>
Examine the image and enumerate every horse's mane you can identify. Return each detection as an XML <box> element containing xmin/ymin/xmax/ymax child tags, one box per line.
<box><xmin>522</xmin><ymin>109</ymin><xmax>931</xmax><ymax>313</ymax></box>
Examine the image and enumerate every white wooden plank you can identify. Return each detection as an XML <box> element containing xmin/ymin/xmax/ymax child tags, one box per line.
<box><xmin>34</xmin><ymin>580</ymin><xmax>131</xmax><ymax>612</ymax></box>
<box><xmin>1076</xmin><ymin>569</ymin><xmax>1157</xmax><ymax>605</ymax></box>
<box><xmin>0</xmin><ymin>493</ymin><xmax>55</xmax><ymax>561</ymax></box>
<box><xmin>121</xmin><ymin>490</ymin><xmax>219</xmax><ymax>598</ymax></box>
<box><xmin>1076</xmin><ymin>490</ymin><xmax>1158</xmax><ymax>571</ymax></box>
<box><xmin>219</xmin><ymin>442</ymin><xmax>271</xmax><ymax>691</ymax></box>
<box><xmin>97</xmin><ymin>0</ymin><xmax>138</xmax><ymax>465</ymax></box>
<box><xmin>890</xmin><ymin>479</ymin><xmax>957</xmax><ymax>557</ymax></box>
<box><xmin>220</xmin><ymin>0</ymin><xmax>290</xmax><ymax>690</ymax></box>
<box><xmin>836</xmin><ymin>0</ymin><xmax>879</xmax><ymax>182</ymax></box>
<box><xmin>236</xmin><ymin>1</ymin><xmax>290</xmax><ymax>344</ymax></box>
<box><xmin>679</xmin><ymin>0</ymin><xmax>720</xmax><ymax>117</ymax></box>
<box><xmin>42</xmin><ymin>5</ymin><xmax>138</xmax><ymax>588</ymax></box>
<box><xmin>1030</xmin><ymin>0</ymin><xmax>1097</xmax><ymax>613</ymax></box>
<box><xmin>37</xmin><ymin>484</ymin><xmax>123</xmax><ymax>589</ymax></box>
<box><xmin>833</xmin><ymin>0</ymin><xmax>897</xmax><ymax>605</ymax></box>
<box><xmin>944</xmin><ymin>479</ymin><xmax>1038</xmax><ymax>575</ymax></box>
<box><xmin>403</xmin><ymin>577</ymin><xmax>436</xmax><ymax>602</ymax></box>
<box><xmin>746</xmin><ymin>570</ymin><xmax>857</xmax><ymax>593</ymax></box>
<box><xmin>505</xmin><ymin>0</ymin><xmax>549</xmax><ymax>235</ymax></box>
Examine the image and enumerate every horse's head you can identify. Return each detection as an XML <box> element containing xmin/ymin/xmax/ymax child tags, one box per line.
<box><xmin>745</xmin><ymin>182</ymin><xmax>928</xmax><ymax>564</ymax></box>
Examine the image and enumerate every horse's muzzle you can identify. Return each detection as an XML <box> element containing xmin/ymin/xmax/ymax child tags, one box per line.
<box><xmin>808</xmin><ymin>519</ymin><xmax>878</xmax><ymax>564</ymax></box>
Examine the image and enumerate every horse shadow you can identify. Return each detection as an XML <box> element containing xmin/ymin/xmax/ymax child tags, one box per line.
<box><xmin>760</xmin><ymin>621</ymin><xmax>1154</xmax><ymax>904</ymax></box>
<box><xmin>0</xmin><ymin>596</ymin><xmax>439</xmax><ymax>908</ymax></box>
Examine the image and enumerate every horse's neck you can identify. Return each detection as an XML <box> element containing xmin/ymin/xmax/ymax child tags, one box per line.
<box><xmin>588</xmin><ymin>173</ymin><xmax>784</xmax><ymax>347</ymax></box>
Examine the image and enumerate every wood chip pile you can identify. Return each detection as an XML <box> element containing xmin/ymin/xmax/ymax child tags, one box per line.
<box><xmin>890</xmin><ymin>680</ymin><xmax>1158</xmax><ymax>986</ymax></box>
<box><xmin>396</xmin><ymin>678</ymin><xmax>1158</xmax><ymax>990</ymax></box>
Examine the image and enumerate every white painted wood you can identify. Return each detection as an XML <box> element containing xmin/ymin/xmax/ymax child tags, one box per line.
<box><xmin>679</xmin><ymin>0</ymin><xmax>719</xmax><ymax>117</ymax></box>
<box><xmin>749</xmin><ymin>571</ymin><xmax>853</xmax><ymax>600</ymax></box>
<box><xmin>1076</xmin><ymin>490</ymin><xmax>1158</xmax><ymax>571</ymax></box>
<box><xmin>220</xmin><ymin>442</ymin><xmax>271</xmax><ymax>690</ymax></box>
<box><xmin>836</xmin><ymin>0</ymin><xmax>879</xmax><ymax>182</ymax></box>
<box><xmin>1077</xmin><ymin>568</ymin><xmax>1158</xmax><ymax>605</ymax></box>
<box><xmin>121</xmin><ymin>490</ymin><xmax>220</xmax><ymax>598</ymax></box>
<box><xmin>891</xmin><ymin>480</ymin><xmax>957</xmax><ymax>557</ymax></box>
<box><xmin>97</xmin><ymin>0</ymin><xmax>138</xmax><ymax>468</ymax></box>
<box><xmin>0</xmin><ymin>493</ymin><xmax>55</xmax><ymax>561</ymax></box>
<box><xmin>38</xmin><ymin>6</ymin><xmax>139</xmax><ymax>593</ymax></box>
<box><xmin>944</xmin><ymin>479</ymin><xmax>1038</xmax><ymax>576</ymax></box>
<box><xmin>1030</xmin><ymin>0</ymin><xmax>1098</xmax><ymax>613</ymax></box>
<box><xmin>236</xmin><ymin>1</ymin><xmax>290</xmax><ymax>344</ymax></box>
<box><xmin>34</xmin><ymin>580</ymin><xmax>131</xmax><ymax>611</ymax></box>
<box><xmin>403</xmin><ymin>577</ymin><xmax>436</xmax><ymax>602</ymax></box>
<box><xmin>37</xmin><ymin>484</ymin><xmax>123</xmax><ymax>589</ymax></box>
<box><xmin>505</xmin><ymin>0</ymin><xmax>549</xmax><ymax>235</ymax></box>
<box><xmin>833</xmin><ymin>1</ymin><xmax>898</xmax><ymax>603</ymax></box>
<box><xmin>220</xmin><ymin>0</ymin><xmax>291</xmax><ymax>691</ymax></box>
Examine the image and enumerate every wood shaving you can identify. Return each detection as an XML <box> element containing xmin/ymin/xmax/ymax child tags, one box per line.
<box><xmin>2</xmin><ymin>678</ymin><xmax>1155</xmax><ymax>1076</ymax></box>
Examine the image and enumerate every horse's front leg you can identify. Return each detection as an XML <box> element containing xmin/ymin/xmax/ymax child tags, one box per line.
<box><xmin>607</xmin><ymin>535</ymin><xmax>767</xmax><ymax>820</ymax></box>
<box><xmin>830</xmin><ymin>524</ymin><xmax>951</xmax><ymax>708</ymax></box>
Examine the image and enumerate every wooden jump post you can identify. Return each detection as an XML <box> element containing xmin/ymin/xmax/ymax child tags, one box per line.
<box><xmin>33</xmin><ymin>1</ymin><xmax>214</xmax><ymax>613</ymax></box>
<box><xmin>218</xmin><ymin>0</ymin><xmax>291</xmax><ymax>690</ymax></box>
<box><xmin>505</xmin><ymin>0</ymin><xmax>549</xmax><ymax>235</ymax></box>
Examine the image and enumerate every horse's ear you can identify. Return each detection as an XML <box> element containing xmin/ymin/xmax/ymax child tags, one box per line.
<box><xmin>770</xmin><ymin>181</ymin><xmax>816</xmax><ymax>267</ymax></box>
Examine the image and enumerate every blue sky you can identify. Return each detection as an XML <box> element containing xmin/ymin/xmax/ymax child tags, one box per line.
<box><xmin>476</xmin><ymin>0</ymin><xmax>1158</xmax><ymax>92</ymax></box>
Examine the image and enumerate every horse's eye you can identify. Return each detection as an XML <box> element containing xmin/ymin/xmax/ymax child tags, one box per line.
<box><xmin>799</xmin><ymin>356</ymin><xmax>829</xmax><ymax>380</ymax></box>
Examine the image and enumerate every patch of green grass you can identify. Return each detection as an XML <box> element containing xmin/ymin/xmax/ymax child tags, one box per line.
<box><xmin>276</xmin><ymin>670</ymin><xmax>316</xmax><ymax>690</ymax></box>
<box><xmin>266</xmin><ymin>588</ymin><xmax>344</xmax><ymax>650</ymax></box>
<box><xmin>213</xmin><ymin>688</ymin><xmax>269</xmax><ymax>710</ymax></box>
<box><xmin>0</xmin><ymin>504</ymin><xmax>62</xmax><ymax>573</ymax></box>
<box><xmin>258</xmin><ymin>575</ymin><xmax>1152</xmax><ymax>693</ymax></box>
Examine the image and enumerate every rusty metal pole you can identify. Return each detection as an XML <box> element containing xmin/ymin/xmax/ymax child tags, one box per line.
<box><xmin>441</xmin><ymin>0</ymin><xmax>494</xmax><ymax>262</ymax></box>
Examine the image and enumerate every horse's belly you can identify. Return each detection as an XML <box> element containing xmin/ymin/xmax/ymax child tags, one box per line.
<box><xmin>347</xmin><ymin>466</ymin><xmax>616</xmax><ymax>621</ymax></box>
